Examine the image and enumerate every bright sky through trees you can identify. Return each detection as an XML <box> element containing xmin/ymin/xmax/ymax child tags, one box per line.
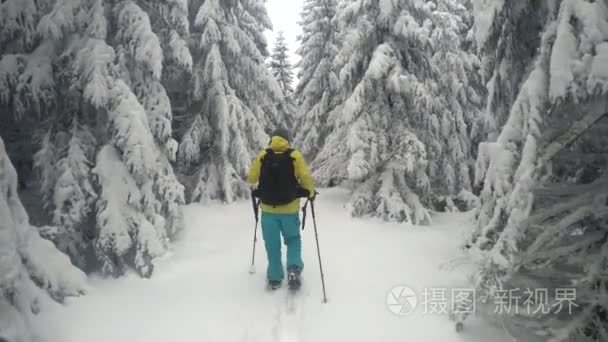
<box><xmin>265</xmin><ymin>0</ymin><xmax>304</xmax><ymax>71</ymax></box>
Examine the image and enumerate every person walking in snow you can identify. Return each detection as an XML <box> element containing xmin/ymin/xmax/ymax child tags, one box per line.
<box><xmin>248</xmin><ymin>128</ymin><xmax>316</xmax><ymax>290</ymax></box>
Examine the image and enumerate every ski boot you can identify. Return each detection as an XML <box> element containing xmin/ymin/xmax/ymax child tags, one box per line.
<box><xmin>267</xmin><ymin>280</ymin><xmax>282</xmax><ymax>291</ymax></box>
<box><xmin>287</xmin><ymin>266</ymin><xmax>302</xmax><ymax>291</ymax></box>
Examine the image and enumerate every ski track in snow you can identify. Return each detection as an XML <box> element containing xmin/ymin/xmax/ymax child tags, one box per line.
<box><xmin>34</xmin><ymin>188</ymin><xmax>513</xmax><ymax>342</ymax></box>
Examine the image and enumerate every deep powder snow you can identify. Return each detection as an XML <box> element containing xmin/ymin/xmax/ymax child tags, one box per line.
<box><xmin>34</xmin><ymin>188</ymin><xmax>511</xmax><ymax>342</ymax></box>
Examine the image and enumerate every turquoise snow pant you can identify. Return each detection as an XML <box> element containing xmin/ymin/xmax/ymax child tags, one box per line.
<box><xmin>261</xmin><ymin>212</ymin><xmax>304</xmax><ymax>282</ymax></box>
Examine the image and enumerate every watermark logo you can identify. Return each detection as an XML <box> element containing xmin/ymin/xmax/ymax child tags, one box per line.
<box><xmin>387</xmin><ymin>286</ymin><xmax>579</xmax><ymax>317</ymax></box>
<box><xmin>422</xmin><ymin>288</ymin><xmax>476</xmax><ymax>315</ymax></box>
<box><xmin>387</xmin><ymin>285</ymin><xmax>418</xmax><ymax>315</ymax></box>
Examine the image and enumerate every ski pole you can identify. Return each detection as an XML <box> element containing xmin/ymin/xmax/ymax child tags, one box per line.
<box><xmin>310</xmin><ymin>199</ymin><xmax>328</xmax><ymax>303</ymax></box>
<box><xmin>301</xmin><ymin>190</ymin><xmax>319</xmax><ymax>231</ymax></box>
<box><xmin>249</xmin><ymin>192</ymin><xmax>260</xmax><ymax>274</ymax></box>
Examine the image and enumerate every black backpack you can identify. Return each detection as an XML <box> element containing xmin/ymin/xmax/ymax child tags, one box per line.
<box><xmin>257</xmin><ymin>148</ymin><xmax>300</xmax><ymax>206</ymax></box>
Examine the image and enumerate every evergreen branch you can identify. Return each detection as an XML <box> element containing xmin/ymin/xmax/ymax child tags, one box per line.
<box><xmin>136</xmin><ymin>0</ymin><xmax>173</xmax><ymax>32</ymax></box>
<box><xmin>539</xmin><ymin>97</ymin><xmax>608</xmax><ymax>166</ymax></box>
<box><xmin>534</xmin><ymin>175</ymin><xmax>608</xmax><ymax>199</ymax></box>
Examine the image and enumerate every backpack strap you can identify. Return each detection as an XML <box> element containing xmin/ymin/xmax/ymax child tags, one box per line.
<box><xmin>261</xmin><ymin>148</ymin><xmax>273</xmax><ymax>163</ymax></box>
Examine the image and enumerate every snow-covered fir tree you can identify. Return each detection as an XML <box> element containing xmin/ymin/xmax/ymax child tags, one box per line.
<box><xmin>0</xmin><ymin>135</ymin><xmax>87</xmax><ymax>342</ymax></box>
<box><xmin>270</xmin><ymin>31</ymin><xmax>295</xmax><ymax>94</ymax></box>
<box><xmin>294</xmin><ymin>0</ymin><xmax>340</xmax><ymax>159</ymax></box>
<box><xmin>312</xmin><ymin>0</ymin><xmax>484</xmax><ymax>224</ymax></box>
<box><xmin>0</xmin><ymin>0</ymin><xmax>188</xmax><ymax>278</ymax></box>
<box><xmin>177</xmin><ymin>0</ymin><xmax>288</xmax><ymax>203</ymax></box>
<box><xmin>268</xmin><ymin>30</ymin><xmax>297</xmax><ymax>128</ymax></box>
<box><xmin>465</xmin><ymin>1</ymin><xmax>608</xmax><ymax>340</ymax></box>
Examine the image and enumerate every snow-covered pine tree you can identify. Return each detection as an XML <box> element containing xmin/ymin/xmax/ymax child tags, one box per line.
<box><xmin>313</xmin><ymin>0</ymin><xmax>484</xmax><ymax>224</ymax></box>
<box><xmin>268</xmin><ymin>30</ymin><xmax>297</xmax><ymax>128</ymax></box>
<box><xmin>35</xmin><ymin>117</ymin><xmax>97</xmax><ymax>270</ymax></box>
<box><xmin>156</xmin><ymin>0</ymin><xmax>194</xmax><ymax>73</ymax></box>
<box><xmin>472</xmin><ymin>0</ymin><xmax>549</xmax><ymax>144</ymax></box>
<box><xmin>270</xmin><ymin>31</ymin><xmax>295</xmax><ymax>94</ymax></box>
<box><xmin>177</xmin><ymin>0</ymin><xmax>287</xmax><ymax>203</ymax></box>
<box><xmin>0</xmin><ymin>0</ymin><xmax>188</xmax><ymax>277</ymax></box>
<box><xmin>466</xmin><ymin>1</ymin><xmax>608</xmax><ymax>339</ymax></box>
<box><xmin>0</xmin><ymin>0</ymin><xmax>46</xmax><ymax>190</ymax></box>
<box><xmin>294</xmin><ymin>0</ymin><xmax>340</xmax><ymax>159</ymax></box>
<box><xmin>0</xmin><ymin>135</ymin><xmax>87</xmax><ymax>342</ymax></box>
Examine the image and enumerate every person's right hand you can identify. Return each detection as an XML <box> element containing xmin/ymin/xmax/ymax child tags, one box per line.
<box><xmin>250</xmin><ymin>185</ymin><xmax>259</xmax><ymax>198</ymax></box>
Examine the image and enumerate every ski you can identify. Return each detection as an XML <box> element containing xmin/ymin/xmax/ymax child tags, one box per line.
<box><xmin>286</xmin><ymin>275</ymin><xmax>302</xmax><ymax>315</ymax></box>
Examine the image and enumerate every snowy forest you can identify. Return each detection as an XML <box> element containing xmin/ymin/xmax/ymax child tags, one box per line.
<box><xmin>1</xmin><ymin>0</ymin><xmax>607</xmax><ymax>341</ymax></box>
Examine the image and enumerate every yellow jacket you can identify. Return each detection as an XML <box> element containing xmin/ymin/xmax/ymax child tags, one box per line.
<box><xmin>247</xmin><ymin>136</ymin><xmax>315</xmax><ymax>214</ymax></box>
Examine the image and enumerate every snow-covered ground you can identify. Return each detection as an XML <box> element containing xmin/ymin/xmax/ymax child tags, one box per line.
<box><xmin>34</xmin><ymin>188</ymin><xmax>511</xmax><ymax>342</ymax></box>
